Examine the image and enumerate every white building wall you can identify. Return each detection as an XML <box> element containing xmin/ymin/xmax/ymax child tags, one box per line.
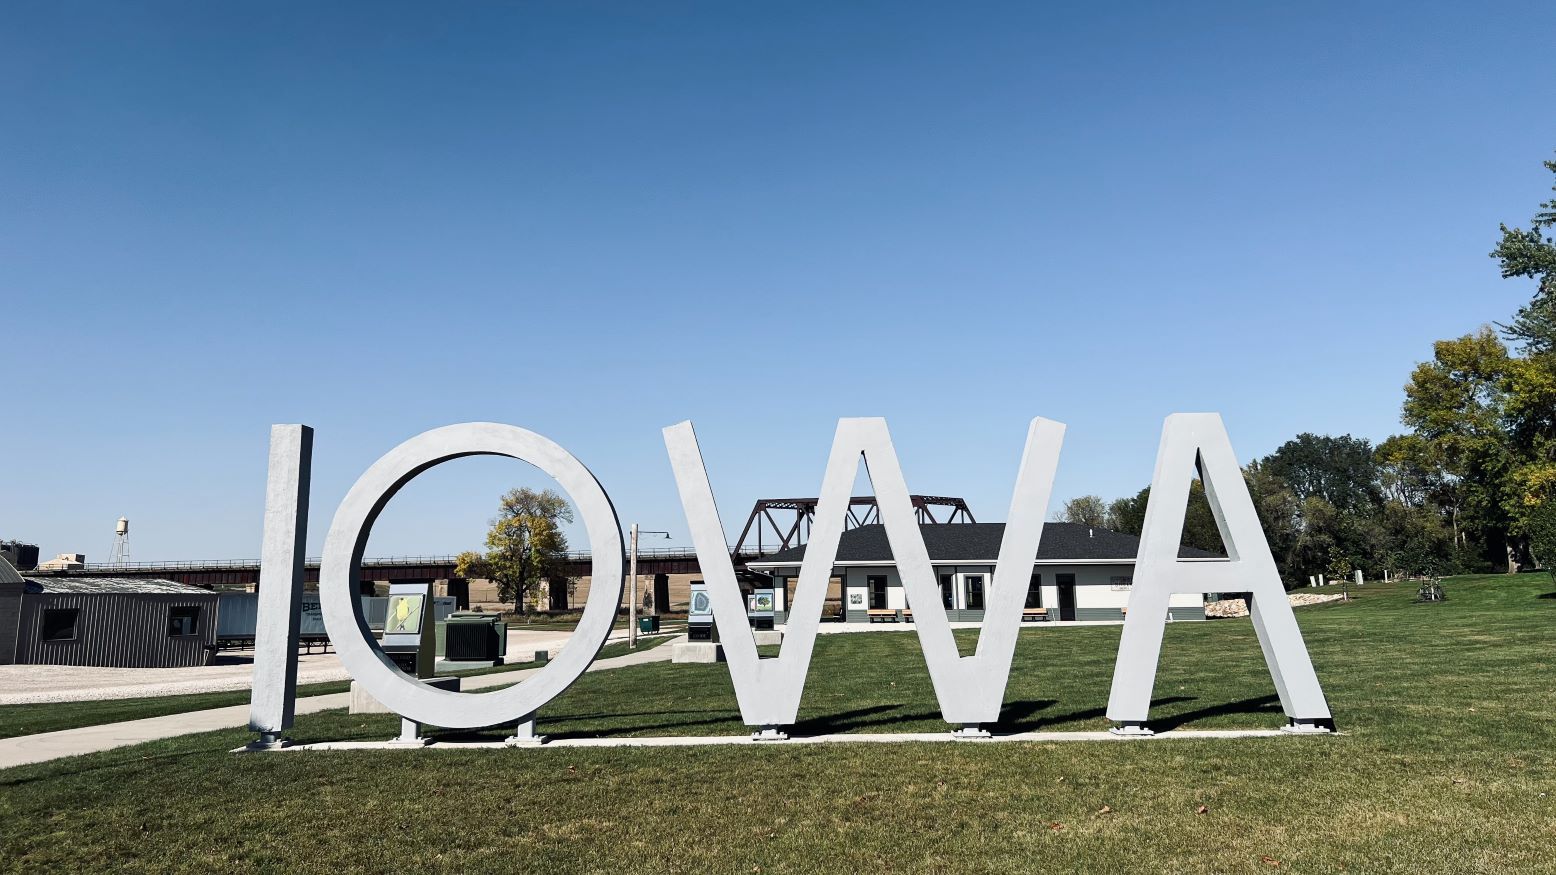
<box><xmin>821</xmin><ymin>562</ymin><xmax>1208</xmax><ymax>621</ymax></box>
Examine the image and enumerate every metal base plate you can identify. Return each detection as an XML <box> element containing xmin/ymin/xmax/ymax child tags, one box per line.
<box><xmin>1281</xmin><ymin>721</ymin><xmax>1335</xmax><ymax>735</ymax></box>
<box><xmin>244</xmin><ymin>738</ymin><xmax>292</xmax><ymax>751</ymax></box>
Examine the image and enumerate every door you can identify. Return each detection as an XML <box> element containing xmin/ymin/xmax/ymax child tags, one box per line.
<box><xmin>548</xmin><ymin>578</ymin><xmax>569</xmax><ymax>611</ymax></box>
<box><xmin>964</xmin><ymin>574</ymin><xmax>985</xmax><ymax>611</ymax></box>
<box><xmin>1056</xmin><ymin>573</ymin><xmax>1076</xmax><ymax>621</ymax></box>
<box><xmin>653</xmin><ymin>574</ymin><xmax>670</xmax><ymax>614</ymax></box>
<box><xmin>868</xmin><ymin>575</ymin><xmax>888</xmax><ymax>610</ymax></box>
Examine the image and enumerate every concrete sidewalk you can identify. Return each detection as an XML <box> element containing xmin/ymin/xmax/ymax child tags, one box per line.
<box><xmin>0</xmin><ymin>637</ymin><xmax>680</xmax><ymax>771</ymax></box>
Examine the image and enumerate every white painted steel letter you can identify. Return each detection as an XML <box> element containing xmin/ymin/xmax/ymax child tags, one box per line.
<box><xmin>1105</xmin><ymin>413</ymin><xmax>1333</xmax><ymax>732</ymax></box>
<box><xmin>665</xmin><ymin>417</ymin><xmax>1064</xmax><ymax>733</ymax></box>
<box><xmin>249</xmin><ymin>424</ymin><xmax>312</xmax><ymax>746</ymax></box>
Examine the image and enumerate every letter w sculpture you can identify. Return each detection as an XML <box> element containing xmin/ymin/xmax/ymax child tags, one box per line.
<box><xmin>664</xmin><ymin>417</ymin><xmax>1065</xmax><ymax>738</ymax></box>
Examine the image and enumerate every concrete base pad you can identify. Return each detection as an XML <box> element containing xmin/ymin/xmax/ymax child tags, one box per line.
<box><xmin>435</xmin><ymin>659</ymin><xmax>497</xmax><ymax>673</ymax></box>
<box><xmin>239</xmin><ymin>727</ymin><xmax>1330</xmax><ymax>754</ymax></box>
<box><xmin>751</xmin><ymin>630</ymin><xmax>783</xmax><ymax>646</ymax></box>
<box><xmin>349</xmin><ymin>676</ymin><xmax>461</xmax><ymax>714</ymax></box>
<box><xmin>671</xmin><ymin>642</ymin><xmax>723</xmax><ymax>664</ymax></box>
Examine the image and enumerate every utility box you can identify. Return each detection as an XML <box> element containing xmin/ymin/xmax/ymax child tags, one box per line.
<box><xmin>444</xmin><ymin>611</ymin><xmax>506</xmax><ymax>663</ymax></box>
<box><xmin>380</xmin><ymin>582</ymin><xmax>435</xmax><ymax>678</ymax></box>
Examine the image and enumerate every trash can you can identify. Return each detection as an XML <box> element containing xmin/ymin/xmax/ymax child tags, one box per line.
<box><xmin>638</xmin><ymin>616</ymin><xmax>660</xmax><ymax>633</ymax></box>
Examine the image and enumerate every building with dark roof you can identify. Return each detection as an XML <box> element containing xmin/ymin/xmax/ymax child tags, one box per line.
<box><xmin>0</xmin><ymin>556</ymin><xmax>220</xmax><ymax>667</ymax></box>
<box><xmin>746</xmin><ymin>522</ymin><xmax>1219</xmax><ymax>623</ymax></box>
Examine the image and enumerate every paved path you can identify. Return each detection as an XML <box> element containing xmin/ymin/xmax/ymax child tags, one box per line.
<box><xmin>0</xmin><ymin>626</ymin><xmax>671</xmax><ymax>704</ymax></box>
<box><xmin>0</xmin><ymin>638</ymin><xmax>680</xmax><ymax>771</ymax></box>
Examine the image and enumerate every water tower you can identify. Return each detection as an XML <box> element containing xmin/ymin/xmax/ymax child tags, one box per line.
<box><xmin>109</xmin><ymin>516</ymin><xmax>130</xmax><ymax>565</ymax></box>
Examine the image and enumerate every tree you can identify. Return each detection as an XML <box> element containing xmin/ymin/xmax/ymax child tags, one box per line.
<box><xmin>1060</xmin><ymin>495</ymin><xmax>1107</xmax><ymax>528</ymax></box>
<box><xmin>1527</xmin><ymin>500</ymin><xmax>1556</xmax><ymax>584</ymax></box>
<box><xmin>1488</xmin><ymin>151</ymin><xmax>1556</xmax><ymax>570</ymax></box>
<box><xmin>1402</xmin><ymin>328</ymin><xmax>1522</xmax><ymax>571</ymax></box>
<box><xmin>1106</xmin><ymin>491</ymin><xmax>1148</xmax><ymax>535</ymax></box>
<box><xmin>1100</xmin><ymin>483</ymin><xmax>1227</xmax><ymax>555</ymax></box>
<box><xmin>1260</xmin><ymin>433</ymin><xmax>1381</xmax><ymax>514</ymax></box>
<box><xmin>1491</xmin><ymin>153</ymin><xmax>1556</xmax><ymax>354</ymax></box>
<box><xmin>455</xmin><ymin>488</ymin><xmax>573</xmax><ymax>615</ymax></box>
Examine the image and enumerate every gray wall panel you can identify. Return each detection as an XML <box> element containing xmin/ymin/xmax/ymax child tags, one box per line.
<box><xmin>17</xmin><ymin>593</ymin><xmax>220</xmax><ymax>667</ymax></box>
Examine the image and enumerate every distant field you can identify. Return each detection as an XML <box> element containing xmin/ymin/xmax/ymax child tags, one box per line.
<box><xmin>1</xmin><ymin>573</ymin><xmax>1552</xmax><ymax>873</ymax></box>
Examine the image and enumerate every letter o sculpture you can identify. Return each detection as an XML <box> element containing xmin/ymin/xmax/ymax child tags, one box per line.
<box><xmin>318</xmin><ymin>422</ymin><xmax>623</xmax><ymax>729</ymax></box>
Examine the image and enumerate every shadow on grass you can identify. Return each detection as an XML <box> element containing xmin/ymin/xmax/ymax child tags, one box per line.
<box><xmin>1148</xmin><ymin>694</ymin><xmax>1282</xmax><ymax>732</ymax></box>
<box><xmin>1002</xmin><ymin>696</ymin><xmax>1194</xmax><ymax>731</ymax></box>
<box><xmin>792</xmin><ymin>704</ymin><xmax>929</xmax><ymax>735</ymax></box>
<box><xmin>1536</xmin><ymin>592</ymin><xmax>1556</xmax><ymax>600</ymax></box>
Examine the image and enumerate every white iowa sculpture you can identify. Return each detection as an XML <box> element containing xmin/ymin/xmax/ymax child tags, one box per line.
<box><xmin>248</xmin><ymin>413</ymin><xmax>1331</xmax><ymax>746</ymax></box>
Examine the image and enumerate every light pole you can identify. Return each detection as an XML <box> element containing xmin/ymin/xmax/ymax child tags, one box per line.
<box><xmin>628</xmin><ymin>524</ymin><xmax>672</xmax><ymax>648</ymax></box>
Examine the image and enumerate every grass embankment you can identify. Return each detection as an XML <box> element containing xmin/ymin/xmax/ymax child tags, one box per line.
<box><xmin>1</xmin><ymin>574</ymin><xmax>1553</xmax><ymax>873</ymax></box>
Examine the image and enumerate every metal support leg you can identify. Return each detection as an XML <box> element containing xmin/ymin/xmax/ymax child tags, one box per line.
<box><xmin>505</xmin><ymin>713</ymin><xmax>547</xmax><ymax>746</ymax></box>
<box><xmin>390</xmin><ymin>716</ymin><xmax>429</xmax><ymax>746</ymax></box>
<box><xmin>245</xmin><ymin>730</ymin><xmax>289</xmax><ymax>751</ymax></box>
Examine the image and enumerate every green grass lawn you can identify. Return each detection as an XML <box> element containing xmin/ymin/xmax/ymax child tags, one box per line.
<box><xmin>0</xmin><ymin>680</ymin><xmax>350</xmax><ymax>741</ymax></box>
<box><xmin>2</xmin><ymin>573</ymin><xmax>1553</xmax><ymax>873</ymax></box>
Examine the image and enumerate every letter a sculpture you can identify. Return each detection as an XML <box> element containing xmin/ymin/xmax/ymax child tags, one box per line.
<box><xmin>1106</xmin><ymin>414</ymin><xmax>1334</xmax><ymax>734</ymax></box>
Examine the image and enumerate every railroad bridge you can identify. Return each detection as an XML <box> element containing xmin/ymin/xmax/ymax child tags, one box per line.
<box><xmin>43</xmin><ymin>548</ymin><xmax>727</xmax><ymax>590</ymax></box>
<box><xmin>30</xmin><ymin>495</ymin><xmax>975</xmax><ymax>609</ymax></box>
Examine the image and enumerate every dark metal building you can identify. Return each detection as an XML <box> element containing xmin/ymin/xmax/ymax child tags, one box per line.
<box><xmin>1</xmin><ymin>540</ymin><xmax>39</xmax><ymax>572</ymax></box>
<box><xmin>2</xmin><ymin>567</ymin><xmax>221</xmax><ymax>668</ymax></box>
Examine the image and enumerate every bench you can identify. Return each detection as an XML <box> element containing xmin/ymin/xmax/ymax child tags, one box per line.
<box><xmin>1021</xmin><ymin>608</ymin><xmax>1048</xmax><ymax>622</ymax></box>
<box><xmin>901</xmin><ymin>609</ymin><xmax>914</xmax><ymax>623</ymax></box>
<box><xmin>867</xmin><ymin>609</ymin><xmax>899</xmax><ymax>623</ymax></box>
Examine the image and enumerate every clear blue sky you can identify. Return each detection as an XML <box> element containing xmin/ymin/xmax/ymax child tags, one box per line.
<box><xmin>3</xmin><ymin>1</ymin><xmax>1553</xmax><ymax>561</ymax></box>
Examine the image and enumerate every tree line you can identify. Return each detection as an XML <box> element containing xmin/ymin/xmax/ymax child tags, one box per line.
<box><xmin>1063</xmin><ymin>152</ymin><xmax>1556</xmax><ymax>586</ymax></box>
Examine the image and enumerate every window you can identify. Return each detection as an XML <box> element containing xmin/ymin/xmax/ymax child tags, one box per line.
<box><xmin>939</xmin><ymin>574</ymin><xmax>954</xmax><ymax>609</ymax></box>
<box><xmin>1110</xmin><ymin>576</ymin><xmax>1133</xmax><ymax>591</ymax></box>
<box><xmin>41</xmin><ymin>609</ymin><xmax>78</xmax><ymax>642</ymax></box>
<box><xmin>1026</xmin><ymin>574</ymin><xmax>1043</xmax><ymax>609</ymax></box>
<box><xmin>168</xmin><ymin>605</ymin><xmax>201</xmax><ymax>637</ymax></box>
<box><xmin>965</xmin><ymin>575</ymin><xmax>985</xmax><ymax>611</ymax></box>
<box><xmin>867</xmin><ymin>576</ymin><xmax>888</xmax><ymax>610</ymax></box>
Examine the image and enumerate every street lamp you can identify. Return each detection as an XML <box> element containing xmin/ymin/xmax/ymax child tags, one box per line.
<box><xmin>628</xmin><ymin>524</ymin><xmax>672</xmax><ymax>649</ymax></box>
